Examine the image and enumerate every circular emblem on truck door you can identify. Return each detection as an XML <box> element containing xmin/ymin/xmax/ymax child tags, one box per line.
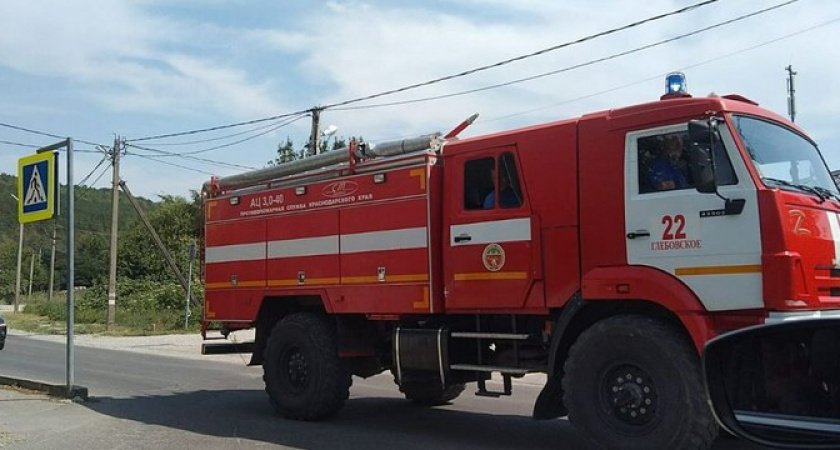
<box><xmin>482</xmin><ymin>244</ymin><xmax>506</xmax><ymax>272</ymax></box>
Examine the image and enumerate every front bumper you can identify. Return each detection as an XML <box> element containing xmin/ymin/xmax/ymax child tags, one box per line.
<box><xmin>765</xmin><ymin>309</ymin><xmax>840</xmax><ymax>325</ymax></box>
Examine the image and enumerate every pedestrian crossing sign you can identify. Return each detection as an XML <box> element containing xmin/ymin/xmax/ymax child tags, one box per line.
<box><xmin>17</xmin><ymin>151</ymin><xmax>57</xmax><ymax>223</ymax></box>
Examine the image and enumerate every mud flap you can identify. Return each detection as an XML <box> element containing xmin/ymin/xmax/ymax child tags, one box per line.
<box><xmin>533</xmin><ymin>374</ymin><xmax>567</xmax><ymax>420</ymax></box>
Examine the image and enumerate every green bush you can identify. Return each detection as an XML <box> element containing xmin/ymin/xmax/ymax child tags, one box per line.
<box><xmin>27</xmin><ymin>279</ymin><xmax>204</xmax><ymax>334</ymax></box>
<box><xmin>25</xmin><ymin>293</ymin><xmax>68</xmax><ymax>321</ymax></box>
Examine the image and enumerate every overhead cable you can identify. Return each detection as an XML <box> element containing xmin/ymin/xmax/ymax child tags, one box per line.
<box><xmin>125</xmin><ymin>0</ymin><xmax>720</xmax><ymax>143</ymax></box>
<box><xmin>322</xmin><ymin>0</ymin><xmax>724</xmax><ymax>110</ymax></box>
<box><xmin>0</xmin><ymin>121</ymin><xmax>105</xmax><ymax>148</ymax></box>
<box><xmin>332</xmin><ymin>0</ymin><xmax>800</xmax><ymax>111</ymax></box>
<box><xmin>126</xmin><ymin>110</ymin><xmax>310</xmax><ymax>143</ymax></box>
<box><xmin>0</xmin><ymin>139</ymin><xmax>40</xmax><ymax>148</ymax></box>
<box><xmin>130</xmin><ymin>153</ymin><xmax>216</xmax><ymax>176</ymax></box>
<box><xmin>479</xmin><ymin>16</ymin><xmax>839</xmax><ymax>126</ymax></box>
<box><xmin>78</xmin><ymin>154</ymin><xmax>111</xmax><ymax>186</ymax></box>
<box><xmin>125</xmin><ymin>143</ymin><xmax>257</xmax><ymax>171</ymax></box>
<box><xmin>154</xmin><ymin>113</ymin><xmax>308</xmax><ymax>156</ymax></box>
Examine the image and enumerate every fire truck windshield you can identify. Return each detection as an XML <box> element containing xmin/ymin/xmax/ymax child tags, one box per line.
<box><xmin>733</xmin><ymin>115</ymin><xmax>839</xmax><ymax>200</ymax></box>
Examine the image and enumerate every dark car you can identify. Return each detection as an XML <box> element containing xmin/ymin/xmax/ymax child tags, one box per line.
<box><xmin>0</xmin><ymin>311</ymin><xmax>6</xmax><ymax>350</ymax></box>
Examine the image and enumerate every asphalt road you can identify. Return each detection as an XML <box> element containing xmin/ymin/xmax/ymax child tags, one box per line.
<box><xmin>0</xmin><ymin>334</ymin><xmax>761</xmax><ymax>449</ymax></box>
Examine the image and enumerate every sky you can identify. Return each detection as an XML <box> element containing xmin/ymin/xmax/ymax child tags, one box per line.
<box><xmin>1</xmin><ymin>0</ymin><xmax>839</xmax><ymax>200</ymax></box>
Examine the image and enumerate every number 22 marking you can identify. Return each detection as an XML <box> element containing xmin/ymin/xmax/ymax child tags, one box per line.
<box><xmin>661</xmin><ymin>214</ymin><xmax>686</xmax><ymax>240</ymax></box>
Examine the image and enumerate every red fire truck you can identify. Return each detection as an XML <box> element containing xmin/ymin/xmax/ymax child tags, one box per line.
<box><xmin>201</xmin><ymin>75</ymin><xmax>840</xmax><ymax>449</ymax></box>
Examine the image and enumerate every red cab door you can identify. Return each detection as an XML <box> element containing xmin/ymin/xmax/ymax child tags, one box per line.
<box><xmin>443</xmin><ymin>148</ymin><xmax>537</xmax><ymax>310</ymax></box>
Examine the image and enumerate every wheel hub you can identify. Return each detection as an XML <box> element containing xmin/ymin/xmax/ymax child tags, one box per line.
<box><xmin>605</xmin><ymin>365</ymin><xmax>658</xmax><ymax>426</ymax></box>
<box><xmin>284</xmin><ymin>347</ymin><xmax>309</xmax><ymax>391</ymax></box>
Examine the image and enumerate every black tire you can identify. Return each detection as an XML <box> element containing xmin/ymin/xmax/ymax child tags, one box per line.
<box><xmin>263</xmin><ymin>312</ymin><xmax>352</xmax><ymax>421</ymax></box>
<box><xmin>563</xmin><ymin>315</ymin><xmax>717</xmax><ymax>450</ymax></box>
<box><xmin>397</xmin><ymin>378</ymin><xmax>465</xmax><ymax>406</ymax></box>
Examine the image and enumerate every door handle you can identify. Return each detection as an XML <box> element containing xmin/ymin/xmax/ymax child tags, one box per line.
<box><xmin>626</xmin><ymin>230</ymin><xmax>650</xmax><ymax>239</ymax></box>
<box><xmin>454</xmin><ymin>234</ymin><xmax>472</xmax><ymax>243</ymax></box>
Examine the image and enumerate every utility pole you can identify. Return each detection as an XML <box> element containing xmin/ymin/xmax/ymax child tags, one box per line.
<box><xmin>309</xmin><ymin>107</ymin><xmax>322</xmax><ymax>157</ymax></box>
<box><xmin>12</xmin><ymin>194</ymin><xmax>23</xmax><ymax>314</ymax></box>
<box><xmin>786</xmin><ymin>65</ymin><xmax>797</xmax><ymax>122</ymax></box>
<box><xmin>27</xmin><ymin>248</ymin><xmax>40</xmax><ymax>301</ymax></box>
<box><xmin>107</xmin><ymin>137</ymin><xmax>121</xmax><ymax>329</ymax></box>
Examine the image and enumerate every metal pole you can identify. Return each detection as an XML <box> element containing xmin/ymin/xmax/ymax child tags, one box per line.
<box><xmin>49</xmin><ymin>220</ymin><xmax>56</xmax><ymax>303</ymax></box>
<box><xmin>786</xmin><ymin>65</ymin><xmax>797</xmax><ymax>123</ymax></box>
<box><xmin>185</xmin><ymin>240</ymin><xmax>196</xmax><ymax>329</ymax></box>
<box><xmin>106</xmin><ymin>137</ymin><xmax>121</xmax><ymax>329</ymax></box>
<box><xmin>66</xmin><ymin>137</ymin><xmax>75</xmax><ymax>397</ymax></box>
<box><xmin>27</xmin><ymin>250</ymin><xmax>35</xmax><ymax>300</ymax></box>
<box><xmin>14</xmin><ymin>215</ymin><xmax>23</xmax><ymax>314</ymax></box>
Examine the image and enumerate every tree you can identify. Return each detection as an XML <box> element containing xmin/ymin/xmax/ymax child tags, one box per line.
<box><xmin>271</xmin><ymin>136</ymin><xmax>355</xmax><ymax>166</ymax></box>
<box><xmin>118</xmin><ymin>194</ymin><xmax>201</xmax><ymax>282</ymax></box>
<box><xmin>0</xmin><ymin>238</ymin><xmax>18</xmax><ymax>301</ymax></box>
<box><xmin>76</xmin><ymin>233</ymin><xmax>109</xmax><ymax>286</ymax></box>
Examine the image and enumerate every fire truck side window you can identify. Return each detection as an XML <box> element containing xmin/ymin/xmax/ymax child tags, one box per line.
<box><xmin>637</xmin><ymin>130</ymin><xmax>737</xmax><ymax>194</ymax></box>
<box><xmin>498</xmin><ymin>152</ymin><xmax>523</xmax><ymax>209</ymax></box>
<box><xmin>464</xmin><ymin>157</ymin><xmax>495</xmax><ymax>210</ymax></box>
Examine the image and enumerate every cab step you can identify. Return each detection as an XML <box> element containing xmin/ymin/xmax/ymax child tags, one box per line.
<box><xmin>450</xmin><ymin>332</ymin><xmax>530</xmax><ymax>340</ymax></box>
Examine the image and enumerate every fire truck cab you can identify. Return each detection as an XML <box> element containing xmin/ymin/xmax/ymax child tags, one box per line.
<box><xmin>202</xmin><ymin>76</ymin><xmax>840</xmax><ymax>449</ymax></box>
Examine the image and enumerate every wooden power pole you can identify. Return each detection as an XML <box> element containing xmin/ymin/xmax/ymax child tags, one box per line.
<box><xmin>107</xmin><ymin>137</ymin><xmax>121</xmax><ymax>329</ymax></box>
<box><xmin>309</xmin><ymin>107</ymin><xmax>322</xmax><ymax>156</ymax></box>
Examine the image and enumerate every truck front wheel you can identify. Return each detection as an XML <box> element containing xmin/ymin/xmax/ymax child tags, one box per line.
<box><xmin>563</xmin><ymin>315</ymin><xmax>717</xmax><ymax>450</ymax></box>
<box><xmin>263</xmin><ymin>312</ymin><xmax>352</xmax><ymax>420</ymax></box>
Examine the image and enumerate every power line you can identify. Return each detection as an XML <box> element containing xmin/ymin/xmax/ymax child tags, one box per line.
<box><xmin>130</xmin><ymin>153</ymin><xmax>216</xmax><ymax>176</ymax></box>
<box><xmin>126</xmin><ymin>0</ymin><xmax>720</xmax><ymax>144</ymax></box>
<box><xmin>157</xmin><ymin>113</ymin><xmax>308</xmax><ymax>156</ymax></box>
<box><xmin>87</xmin><ymin>162</ymin><xmax>112</xmax><ymax>188</ymax></box>
<box><xmin>322</xmin><ymin>0</ymin><xmax>724</xmax><ymax>110</ymax></box>
<box><xmin>144</xmin><ymin>116</ymin><xmax>300</xmax><ymax>146</ymax></box>
<box><xmin>332</xmin><ymin>0</ymin><xmax>800</xmax><ymax>111</ymax></box>
<box><xmin>125</xmin><ymin>143</ymin><xmax>257</xmax><ymax>170</ymax></box>
<box><xmin>0</xmin><ymin>121</ymin><xmax>105</xmax><ymax>148</ymax></box>
<box><xmin>126</xmin><ymin>110</ymin><xmax>310</xmax><ymax>143</ymax></box>
<box><xmin>478</xmin><ymin>16</ymin><xmax>840</xmax><ymax>127</ymax></box>
<box><xmin>0</xmin><ymin>139</ymin><xmax>40</xmax><ymax>148</ymax></box>
<box><xmin>78</xmin><ymin>155</ymin><xmax>110</xmax><ymax>186</ymax></box>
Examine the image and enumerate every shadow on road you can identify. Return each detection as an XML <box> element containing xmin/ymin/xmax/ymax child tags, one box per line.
<box><xmin>81</xmin><ymin>389</ymin><xmax>582</xmax><ymax>449</ymax></box>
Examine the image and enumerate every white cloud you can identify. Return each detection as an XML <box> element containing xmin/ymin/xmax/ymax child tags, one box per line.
<box><xmin>0</xmin><ymin>0</ymin><xmax>287</xmax><ymax>120</ymax></box>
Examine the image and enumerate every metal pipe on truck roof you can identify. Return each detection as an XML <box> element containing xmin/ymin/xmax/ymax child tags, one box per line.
<box><xmin>210</xmin><ymin>133</ymin><xmax>440</xmax><ymax>193</ymax></box>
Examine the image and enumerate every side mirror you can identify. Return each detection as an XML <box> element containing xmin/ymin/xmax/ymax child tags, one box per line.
<box><xmin>686</xmin><ymin>119</ymin><xmax>717</xmax><ymax>194</ymax></box>
<box><xmin>685</xmin><ymin>143</ymin><xmax>716</xmax><ymax>194</ymax></box>
<box><xmin>688</xmin><ymin>120</ymin><xmax>712</xmax><ymax>145</ymax></box>
<box><xmin>704</xmin><ymin>318</ymin><xmax>840</xmax><ymax>449</ymax></box>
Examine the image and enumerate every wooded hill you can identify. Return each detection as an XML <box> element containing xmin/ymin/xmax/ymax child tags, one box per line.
<box><xmin>0</xmin><ymin>172</ymin><xmax>200</xmax><ymax>302</ymax></box>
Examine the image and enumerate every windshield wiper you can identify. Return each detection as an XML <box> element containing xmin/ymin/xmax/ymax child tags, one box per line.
<box><xmin>763</xmin><ymin>177</ymin><xmax>828</xmax><ymax>203</ymax></box>
<box><xmin>812</xmin><ymin>186</ymin><xmax>840</xmax><ymax>202</ymax></box>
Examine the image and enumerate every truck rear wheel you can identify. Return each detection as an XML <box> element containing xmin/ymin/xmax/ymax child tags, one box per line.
<box><xmin>263</xmin><ymin>312</ymin><xmax>352</xmax><ymax>421</ymax></box>
<box><xmin>563</xmin><ymin>315</ymin><xmax>717</xmax><ymax>450</ymax></box>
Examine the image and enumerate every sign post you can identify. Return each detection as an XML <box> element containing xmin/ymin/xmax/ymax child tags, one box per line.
<box><xmin>18</xmin><ymin>139</ymin><xmax>75</xmax><ymax>398</ymax></box>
